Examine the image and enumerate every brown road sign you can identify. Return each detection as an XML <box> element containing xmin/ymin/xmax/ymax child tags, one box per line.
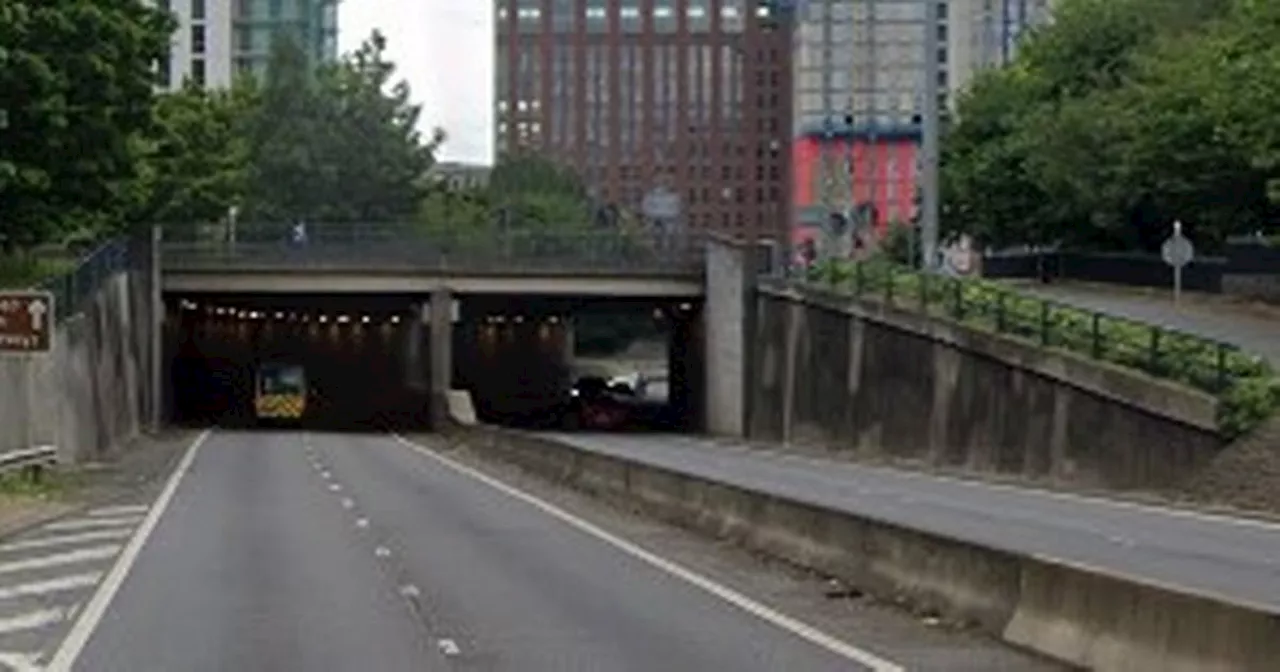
<box><xmin>0</xmin><ymin>291</ymin><xmax>54</xmax><ymax>354</ymax></box>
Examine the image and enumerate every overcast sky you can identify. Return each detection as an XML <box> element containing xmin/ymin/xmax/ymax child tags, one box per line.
<box><xmin>339</xmin><ymin>1</ymin><xmax>493</xmax><ymax>165</ymax></box>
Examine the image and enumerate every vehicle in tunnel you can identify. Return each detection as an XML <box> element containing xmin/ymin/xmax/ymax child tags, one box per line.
<box><xmin>254</xmin><ymin>362</ymin><xmax>308</xmax><ymax>425</ymax></box>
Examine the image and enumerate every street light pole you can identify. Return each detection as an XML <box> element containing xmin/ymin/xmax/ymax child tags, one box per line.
<box><xmin>920</xmin><ymin>0</ymin><xmax>942</xmax><ymax>271</ymax></box>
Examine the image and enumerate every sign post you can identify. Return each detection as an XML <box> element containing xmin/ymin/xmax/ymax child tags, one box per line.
<box><xmin>1160</xmin><ymin>220</ymin><xmax>1195</xmax><ymax>307</ymax></box>
<box><xmin>0</xmin><ymin>291</ymin><xmax>55</xmax><ymax>355</ymax></box>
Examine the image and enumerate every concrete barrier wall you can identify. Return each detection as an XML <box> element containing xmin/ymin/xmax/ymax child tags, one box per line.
<box><xmin>749</xmin><ymin>284</ymin><xmax>1223</xmax><ymax>492</ymax></box>
<box><xmin>0</xmin><ymin>268</ymin><xmax>153</xmax><ymax>462</ymax></box>
<box><xmin>458</xmin><ymin>427</ymin><xmax>1280</xmax><ymax>672</ymax></box>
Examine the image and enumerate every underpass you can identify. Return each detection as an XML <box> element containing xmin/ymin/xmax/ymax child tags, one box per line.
<box><xmin>163</xmin><ymin>292</ymin><xmax>706</xmax><ymax>433</ymax></box>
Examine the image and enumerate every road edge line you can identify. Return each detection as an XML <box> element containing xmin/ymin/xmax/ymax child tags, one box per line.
<box><xmin>390</xmin><ymin>433</ymin><xmax>904</xmax><ymax>672</ymax></box>
<box><xmin>45</xmin><ymin>429</ymin><xmax>213</xmax><ymax>672</ymax></box>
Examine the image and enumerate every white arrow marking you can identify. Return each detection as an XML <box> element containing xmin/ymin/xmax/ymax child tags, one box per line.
<box><xmin>26</xmin><ymin>300</ymin><xmax>46</xmax><ymax>332</ymax></box>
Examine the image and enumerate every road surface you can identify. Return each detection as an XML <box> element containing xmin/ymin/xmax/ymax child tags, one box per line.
<box><xmin>49</xmin><ymin>430</ymin><xmax>1037</xmax><ymax>672</ymax></box>
<box><xmin>541</xmin><ymin>432</ymin><xmax>1280</xmax><ymax>613</ymax></box>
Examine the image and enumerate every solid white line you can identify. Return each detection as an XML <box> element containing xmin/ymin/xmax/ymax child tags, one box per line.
<box><xmin>46</xmin><ymin>429</ymin><xmax>212</xmax><ymax>672</ymax></box>
<box><xmin>0</xmin><ymin>529</ymin><xmax>133</xmax><ymax>554</ymax></box>
<box><xmin>0</xmin><ymin>651</ymin><xmax>42</xmax><ymax>672</ymax></box>
<box><xmin>0</xmin><ymin>545</ymin><xmax>120</xmax><ymax>577</ymax></box>
<box><xmin>0</xmin><ymin>572</ymin><xmax>101</xmax><ymax>601</ymax></box>
<box><xmin>86</xmin><ymin>505</ymin><xmax>149</xmax><ymax>519</ymax></box>
<box><xmin>391</xmin><ymin>434</ymin><xmax>904</xmax><ymax>672</ymax></box>
<box><xmin>42</xmin><ymin>516</ymin><xmax>143</xmax><ymax>533</ymax></box>
<box><xmin>0</xmin><ymin>606</ymin><xmax>71</xmax><ymax>636</ymax></box>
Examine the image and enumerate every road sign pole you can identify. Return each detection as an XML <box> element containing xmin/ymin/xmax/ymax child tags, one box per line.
<box><xmin>1174</xmin><ymin>264</ymin><xmax>1182</xmax><ymax>307</ymax></box>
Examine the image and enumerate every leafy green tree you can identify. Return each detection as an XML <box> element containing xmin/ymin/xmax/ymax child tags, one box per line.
<box><xmin>938</xmin><ymin>0</ymin><xmax>1268</xmax><ymax>252</ymax></box>
<box><xmin>134</xmin><ymin>81</ymin><xmax>256</xmax><ymax>225</ymax></box>
<box><xmin>242</xmin><ymin>31</ymin><xmax>442</xmax><ymax>224</ymax></box>
<box><xmin>0</xmin><ymin>0</ymin><xmax>174</xmax><ymax>251</ymax></box>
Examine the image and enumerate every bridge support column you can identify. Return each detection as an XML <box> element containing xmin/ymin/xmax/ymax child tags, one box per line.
<box><xmin>703</xmin><ymin>235</ymin><xmax>751</xmax><ymax>437</ymax></box>
<box><xmin>429</xmin><ymin>288</ymin><xmax>454</xmax><ymax>428</ymax></box>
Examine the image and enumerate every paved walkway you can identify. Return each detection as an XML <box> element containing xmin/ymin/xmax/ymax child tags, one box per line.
<box><xmin>1008</xmin><ymin>282</ymin><xmax>1280</xmax><ymax>364</ymax></box>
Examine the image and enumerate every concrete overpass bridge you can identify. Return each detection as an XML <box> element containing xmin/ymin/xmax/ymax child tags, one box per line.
<box><xmin>159</xmin><ymin>224</ymin><xmax>760</xmax><ymax>434</ymax></box>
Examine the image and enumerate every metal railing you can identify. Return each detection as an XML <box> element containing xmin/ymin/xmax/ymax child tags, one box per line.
<box><xmin>160</xmin><ymin>222</ymin><xmax>706</xmax><ymax>276</ymax></box>
<box><xmin>0</xmin><ymin>445</ymin><xmax>58</xmax><ymax>481</ymax></box>
<box><xmin>38</xmin><ymin>239</ymin><xmax>131</xmax><ymax>321</ymax></box>
<box><xmin>796</xmin><ymin>260</ymin><xmax>1270</xmax><ymax>396</ymax></box>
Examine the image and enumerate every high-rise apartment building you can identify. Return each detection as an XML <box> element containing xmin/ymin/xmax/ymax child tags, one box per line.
<box><xmin>790</xmin><ymin>0</ymin><xmax>1052</xmax><ymax>239</ymax></box>
<box><xmin>494</xmin><ymin>0</ymin><xmax>795</xmax><ymax>241</ymax></box>
<box><xmin>154</xmin><ymin>0</ymin><xmax>339</xmax><ymax>90</ymax></box>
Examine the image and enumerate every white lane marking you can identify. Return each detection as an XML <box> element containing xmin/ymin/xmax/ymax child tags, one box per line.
<box><xmin>329</xmin><ymin>484</ymin><xmax>342</xmax><ymax>492</ymax></box>
<box><xmin>437</xmin><ymin>639</ymin><xmax>461</xmax><ymax>656</ymax></box>
<box><xmin>391</xmin><ymin>434</ymin><xmax>904</xmax><ymax>672</ymax></box>
<box><xmin>0</xmin><ymin>528</ymin><xmax>133</xmax><ymax>554</ymax></box>
<box><xmin>0</xmin><ymin>652</ymin><xmax>41</xmax><ymax>672</ymax></box>
<box><xmin>355</xmin><ymin>518</ymin><xmax>369</xmax><ymax>529</ymax></box>
<box><xmin>47</xmin><ymin>428</ymin><xmax>212</xmax><ymax>672</ymax></box>
<box><xmin>0</xmin><ymin>606</ymin><xmax>73</xmax><ymax>635</ymax></box>
<box><xmin>375</xmin><ymin>546</ymin><xmax>390</xmax><ymax>558</ymax></box>
<box><xmin>399</xmin><ymin>584</ymin><xmax>420</xmax><ymax>598</ymax></box>
<box><xmin>0</xmin><ymin>572</ymin><xmax>101</xmax><ymax>601</ymax></box>
<box><xmin>341</xmin><ymin>498</ymin><xmax>354</xmax><ymax>510</ymax></box>
<box><xmin>42</xmin><ymin>516</ymin><xmax>142</xmax><ymax>533</ymax></box>
<box><xmin>86</xmin><ymin>505</ymin><xmax>148</xmax><ymax>518</ymax></box>
<box><xmin>0</xmin><ymin>545</ymin><xmax>121</xmax><ymax>576</ymax></box>
<box><xmin>321</xmin><ymin>471</ymin><xmax>331</xmax><ymax>480</ymax></box>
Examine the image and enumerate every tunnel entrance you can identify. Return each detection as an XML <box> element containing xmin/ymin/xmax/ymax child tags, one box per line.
<box><xmin>456</xmin><ymin>296</ymin><xmax>704</xmax><ymax>433</ymax></box>
<box><xmin>164</xmin><ymin>294</ymin><xmax>431</xmax><ymax>431</ymax></box>
<box><xmin>163</xmin><ymin>292</ymin><xmax>705</xmax><ymax>434</ymax></box>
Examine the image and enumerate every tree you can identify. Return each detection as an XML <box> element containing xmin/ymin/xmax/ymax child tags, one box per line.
<box><xmin>133</xmin><ymin>81</ymin><xmax>256</xmax><ymax>225</ymax></box>
<box><xmin>242</xmin><ymin>31</ymin><xmax>443</xmax><ymax>224</ymax></box>
<box><xmin>0</xmin><ymin>0</ymin><xmax>174</xmax><ymax>250</ymax></box>
<box><xmin>938</xmin><ymin>0</ymin><xmax>1268</xmax><ymax>252</ymax></box>
<box><xmin>486</xmin><ymin>151</ymin><xmax>592</xmax><ymax>231</ymax></box>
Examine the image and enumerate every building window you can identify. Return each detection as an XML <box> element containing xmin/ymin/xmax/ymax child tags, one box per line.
<box><xmin>191</xmin><ymin>25</ymin><xmax>206</xmax><ymax>54</ymax></box>
<box><xmin>191</xmin><ymin>0</ymin><xmax>205</xmax><ymax>21</ymax></box>
<box><xmin>191</xmin><ymin>58</ymin><xmax>206</xmax><ymax>86</ymax></box>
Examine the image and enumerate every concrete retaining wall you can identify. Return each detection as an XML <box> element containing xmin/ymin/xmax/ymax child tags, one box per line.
<box><xmin>458</xmin><ymin>426</ymin><xmax>1279</xmax><ymax>671</ymax></box>
<box><xmin>749</xmin><ymin>283</ymin><xmax>1223</xmax><ymax>492</ymax></box>
<box><xmin>0</xmin><ymin>265</ymin><xmax>154</xmax><ymax>462</ymax></box>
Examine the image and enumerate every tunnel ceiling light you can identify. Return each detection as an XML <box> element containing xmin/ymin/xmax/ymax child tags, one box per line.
<box><xmin>547</xmin><ymin>315</ymin><xmax>559</xmax><ymax>324</ymax></box>
<box><xmin>361</xmin><ymin>315</ymin><xmax>371</xmax><ymax>324</ymax></box>
<box><xmin>337</xmin><ymin>315</ymin><xmax>350</xmax><ymax>324</ymax></box>
<box><xmin>679</xmin><ymin>303</ymin><xmax>692</xmax><ymax>311</ymax></box>
<box><xmin>653</xmin><ymin>308</ymin><xmax>663</xmax><ymax>319</ymax></box>
<box><xmin>319</xmin><ymin>315</ymin><xmax>328</xmax><ymax>323</ymax></box>
<box><xmin>390</xmin><ymin>315</ymin><xmax>401</xmax><ymax>324</ymax></box>
<box><xmin>514</xmin><ymin>316</ymin><xmax>524</xmax><ymax>324</ymax></box>
<box><xmin>275</xmin><ymin>312</ymin><xmax>284</xmax><ymax>320</ymax></box>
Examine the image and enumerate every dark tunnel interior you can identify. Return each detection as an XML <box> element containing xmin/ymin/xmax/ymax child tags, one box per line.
<box><xmin>163</xmin><ymin>293</ymin><xmax>705</xmax><ymax>433</ymax></box>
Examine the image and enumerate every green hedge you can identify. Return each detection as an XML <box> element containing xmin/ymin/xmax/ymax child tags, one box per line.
<box><xmin>804</xmin><ymin>259</ymin><xmax>1280</xmax><ymax>439</ymax></box>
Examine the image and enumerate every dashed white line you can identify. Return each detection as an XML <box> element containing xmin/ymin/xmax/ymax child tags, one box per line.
<box><xmin>0</xmin><ymin>606</ymin><xmax>74</xmax><ymax>636</ymax></box>
<box><xmin>0</xmin><ymin>572</ymin><xmax>102</xmax><ymax>601</ymax></box>
<box><xmin>47</xmin><ymin>428</ymin><xmax>212</xmax><ymax>672</ymax></box>
<box><xmin>86</xmin><ymin>505</ymin><xmax>149</xmax><ymax>518</ymax></box>
<box><xmin>320</xmin><ymin>471</ymin><xmax>331</xmax><ymax>480</ymax></box>
<box><xmin>329</xmin><ymin>484</ymin><xmax>342</xmax><ymax>492</ymax></box>
<box><xmin>391</xmin><ymin>434</ymin><xmax>904</xmax><ymax>672</ymax></box>
<box><xmin>399</xmin><ymin>584</ymin><xmax>420</xmax><ymax>598</ymax></box>
<box><xmin>42</xmin><ymin>516</ymin><xmax>143</xmax><ymax>533</ymax></box>
<box><xmin>341</xmin><ymin>498</ymin><xmax>354</xmax><ymax>510</ymax></box>
<box><xmin>355</xmin><ymin>518</ymin><xmax>369</xmax><ymax>529</ymax></box>
<box><xmin>0</xmin><ymin>528</ymin><xmax>133</xmax><ymax>554</ymax></box>
<box><xmin>437</xmin><ymin>639</ymin><xmax>461</xmax><ymax>656</ymax></box>
<box><xmin>374</xmin><ymin>546</ymin><xmax>390</xmax><ymax>558</ymax></box>
<box><xmin>0</xmin><ymin>545</ymin><xmax>121</xmax><ymax>577</ymax></box>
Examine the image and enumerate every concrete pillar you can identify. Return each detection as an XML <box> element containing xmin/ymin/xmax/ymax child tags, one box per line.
<box><xmin>429</xmin><ymin>288</ymin><xmax>453</xmax><ymax>427</ymax></box>
<box><xmin>703</xmin><ymin>234</ymin><xmax>751</xmax><ymax>436</ymax></box>
<box><xmin>149</xmin><ymin>225</ymin><xmax>163</xmax><ymax>432</ymax></box>
<box><xmin>405</xmin><ymin>302</ymin><xmax>426</xmax><ymax>391</ymax></box>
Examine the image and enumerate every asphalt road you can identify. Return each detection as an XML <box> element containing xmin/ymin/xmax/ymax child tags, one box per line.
<box><xmin>69</xmin><ymin>431</ymin><xmax>887</xmax><ymax>671</ymax></box>
<box><xmin>540</xmin><ymin>432</ymin><xmax>1280</xmax><ymax>613</ymax></box>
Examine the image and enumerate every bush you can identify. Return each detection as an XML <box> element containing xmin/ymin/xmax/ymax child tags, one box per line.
<box><xmin>805</xmin><ymin>260</ymin><xmax>1280</xmax><ymax>439</ymax></box>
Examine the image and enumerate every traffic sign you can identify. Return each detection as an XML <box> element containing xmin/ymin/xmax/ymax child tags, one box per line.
<box><xmin>0</xmin><ymin>291</ymin><xmax>54</xmax><ymax>354</ymax></box>
<box><xmin>641</xmin><ymin>186</ymin><xmax>682</xmax><ymax>222</ymax></box>
<box><xmin>1161</xmin><ymin>221</ymin><xmax>1195</xmax><ymax>268</ymax></box>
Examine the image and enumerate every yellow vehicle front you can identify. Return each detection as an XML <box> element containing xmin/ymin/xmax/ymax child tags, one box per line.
<box><xmin>255</xmin><ymin>363</ymin><xmax>307</xmax><ymax>424</ymax></box>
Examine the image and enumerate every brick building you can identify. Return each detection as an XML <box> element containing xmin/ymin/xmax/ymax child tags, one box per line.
<box><xmin>494</xmin><ymin>0</ymin><xmax>795</xmax><ymax>241</ymax></box>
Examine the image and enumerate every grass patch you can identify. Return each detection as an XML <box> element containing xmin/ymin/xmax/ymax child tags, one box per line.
<box><xmin>803</xmin><ymin>258</ymin><xmax>1280</xmax><ymax>439</ymax></box>
<box><xmin>0</xmin><ymin>467</ymin><xmax>83</xmax><ymax>501</ymax></box>
<box><xmin>0</xmin><ymin>253</ymin><xmax>74</xmax><ymax>289</ymax></box>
